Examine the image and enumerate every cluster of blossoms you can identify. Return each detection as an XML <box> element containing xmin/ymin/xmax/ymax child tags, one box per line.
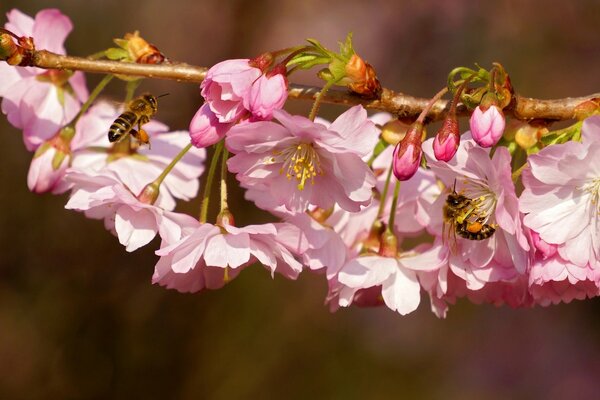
<box><xmin>2</xmin><ymin>8</ymin><xmax>600</xmax><ymax>318</ymax></box>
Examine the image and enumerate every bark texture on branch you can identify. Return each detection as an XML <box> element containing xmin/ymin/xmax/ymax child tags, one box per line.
<box><xmin>29</xmin><ymin>50</ymin><xmax>599</xmax><ymax>122</ymax></box>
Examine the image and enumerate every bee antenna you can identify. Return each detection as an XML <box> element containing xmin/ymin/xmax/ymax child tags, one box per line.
<box><xmin>157</xmin><ymin>93</ymin><xmax>170</xmax><ymax>99</ymax></box>
<box><xmin>452</xmin><ymin>179</ymin><xmax>457</xmax><ymax>192</ymax></box>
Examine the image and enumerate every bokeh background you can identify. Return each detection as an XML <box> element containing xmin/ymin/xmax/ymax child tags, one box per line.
<box><xmin>2</xmin><ymin>1</ymin><xmax>600</xmax><ymax>398</ymax></box>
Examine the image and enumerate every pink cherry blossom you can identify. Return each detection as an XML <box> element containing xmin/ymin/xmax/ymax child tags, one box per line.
<box><xmin>65</xmin><ymin>169</ymin><xmax>196</xmax><ymax>252</ymax></box>
<box><xmin>189</xmin><ymin>103</ymin><xmax>233</xmax><ymax>148</ymax></box>
<box><xmin>336</xmin><ymin>243</ymin><xmax>446</xmax><ymax>315</ymax></box>
<box><xmin>280</xmin><ymin>213</ymin><xmax>348</xmax><ymax>278</ymax></box>
<box><xmin>201</xmin><ymin>59</ymin><xmax>262</xmax><ymax>123</ymax></box>
<box><xmin>0</xmin><ymin>9</ymin><xmax>88</xmax><ymax>151</ymax></box>
<box><xmin>244</xmin><ymin>68</ymin><xmax>288</xmax><ymax>120</ymax></box>
<box><xmin>422</xmin><ymin>134</ymin><xmax>530</xmax><ymax>291</ymax></box>
<box><xmin>226</xmin><ymin>105</ymin><xmax>378</xmax><ymax>213</ymax></box>
<box><xmin>520</xmin><ymin>116</ymin><xmax>600</xmax><ymax>270</ymax></box>
<box><xmin>152</xmin><ymin>221</ymin><xmax>304</xmax><ymax>293</ymax></box>
<box><xmin>70</xmin><ymin>102</ymin><xmax>206</xmax><ymax>211</ymax></box>
<box><xmin>469</xmin><ymin>105</ymin><xmax>505</xmax><ymax>148</ymax></box>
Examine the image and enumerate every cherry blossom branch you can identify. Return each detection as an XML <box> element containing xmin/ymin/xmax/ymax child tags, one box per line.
<box><xmin>29</xmin><ymin>50</ymin><xmax>600</xmax><ymax>122</ymax></box>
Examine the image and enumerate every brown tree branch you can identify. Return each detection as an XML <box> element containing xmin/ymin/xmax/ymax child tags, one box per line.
<box><xmin>30</xmin><ymin>50</ymin><xmax>599</xmax><ymax>122</ymax></box>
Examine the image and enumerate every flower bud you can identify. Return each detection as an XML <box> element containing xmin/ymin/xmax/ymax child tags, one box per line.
<box><xmin>392</xmin><ymin>123</ymin><xmax>423</xmax><ymax>181</ymax></box>
<box><xmin>469</xmin><ymin>94</ymin><xmax>505</xmax><ymax>148</ymax></box>
<box><xmin>189</xmin><ymin>104</ymin><xmax>232</xmax><ymax>148</ymax></box>
<box><xmin>123</xmin><ymin>31</ymin><xmax>165</xmax><ymax>64</ymax></box>
<box><xmin>344</xmin><ymin>54</ymin><xmax>382</xmax><ymax>98</ymax></box>
<box><xmin>433</xmin><ymin>115</ymin><xmax>460</xmax><ymax>161</ymax></box>
<box><xmin>513</xmin><ymin>122</ymin><xmax>546</xmax><ymax>150</ymax></box>
<box><xmin>0</xmin><ymin>33</ymin><xmax>17</xmax><ymax>60</ymax></box>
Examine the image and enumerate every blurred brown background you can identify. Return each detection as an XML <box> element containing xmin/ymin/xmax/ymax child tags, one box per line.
<box><xmin>1</xmin><ymin>1</ymin><xmax>600</xmax><ymax>398</ymax></box>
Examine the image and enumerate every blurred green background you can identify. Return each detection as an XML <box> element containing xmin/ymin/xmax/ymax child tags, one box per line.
<box><xmin>2</xmin><ymin>1</ymin><xmax>600</xmax><ymax>398</ymax></box>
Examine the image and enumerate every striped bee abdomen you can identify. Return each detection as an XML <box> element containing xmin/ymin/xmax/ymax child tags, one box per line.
<box><xmin>108</xmin><ymin>111</ymin><xmax>139</xmax><ymax>142</ymax></box>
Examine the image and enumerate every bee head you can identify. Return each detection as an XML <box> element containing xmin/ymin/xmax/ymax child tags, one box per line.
<box><xmin>143</xmin><ymin>94</ymin><xmax>158</xmax><ymax>112</ymax></box>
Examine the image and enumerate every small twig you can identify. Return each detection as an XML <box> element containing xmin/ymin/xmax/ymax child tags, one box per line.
<box><xmin>23</xmin><ymin>50</ymin><xmax>600</xmax><ymax>122</ymax></box>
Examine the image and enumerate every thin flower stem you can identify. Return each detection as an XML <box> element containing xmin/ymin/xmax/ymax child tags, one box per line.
<box><xmin>416</xmin><ymin>87</ymin><xmax>449</xmax><ymax>124</ymax></box>
<box><xmin>199</xmin><ymin>141</ymin><xmax>224</xmax><ymax>223</ymax></box>
<box><xmin>377</xmin><ymin>165</ymin><xmax>394</xmax><ymax>219</ymax></box>
<box><xmin>308</xmin><ymin>79</ymin><xmax>337</xmax><ymax>121</ymax></box>
<box><xmin>387</xmin><ymin>180</ymin><xmax>401</xmax><ymax>231</ymax></box>
<box><xmin>154</xmin><ymin>143</ymin><xmax>192</xmax><ymax>188</ymax></box>
<box><xmin>220</xmin><ymin>147</ymin><xmax>230</xmax><ymax>213</ymax></box>
<box><xmin>511</xmin><ymin>162</ymin><xmax>528</xmax><ymax>183</ymax></box>
<box><xmin>125</xmin><ymin>79</ymin><xmax>142</xmax><ymax>103</ymax></box>
<box><xmin>69</xmin><ymin>74</ymin><xmax>114</xmax><ymax>126</ymax></box>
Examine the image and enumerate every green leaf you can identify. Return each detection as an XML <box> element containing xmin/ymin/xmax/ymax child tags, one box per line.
<box><xmin>338</xmin><ymin>32</ymin><xmax>355</xmax><ymax>59</ymax></box>
<box><xmin>113</xmin><ymin>38</ymin><xmax>129</xmax><ymax>49</ymax></box>
<box><xmin>306</xmin><ymin>38</ymin><xmax>330</xmax><ymax>57</ymax></box>
<box><xmin>105</xmin><ymin>47</ymin><xmax>129</xmax><ymax>61</ymax></box>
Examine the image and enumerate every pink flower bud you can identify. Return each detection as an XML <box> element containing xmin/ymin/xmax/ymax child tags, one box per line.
<box><xmin>244</xmin><ymin>65</ymin><xmax>288</xmax><ymax>120</ymax></box>
<box><xmin>392</xmin><ymin>123</ymin><xmax>423</xmax><ymax>181</ymax></box>
<box><xmin>189</xmin><ymin>104</ymin><xmax>232</xmax><ymax>148</ymax></box>
<box><xmin>433</xmin><ymin>115</ymin><xmax>460</xmax><ymax>161</ymax></box>
<box><xmin>469</xmin><ymin>105</ymin><xmax>505</xmax><ymax>147</ymax></box>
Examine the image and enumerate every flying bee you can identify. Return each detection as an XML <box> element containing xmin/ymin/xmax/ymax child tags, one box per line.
<box><xmin>108</xmin><ymin>93</ymin><xmax>165</xmax><ymax>146</ymax></box>
<box><xmin>442</xmin><ymin>183</ymin><xmax>497</xmax><ymax>247</ymax></box>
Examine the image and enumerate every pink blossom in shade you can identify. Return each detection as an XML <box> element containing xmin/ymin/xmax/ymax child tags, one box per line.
<box><xmin>419</xmin><ymin>263</ymin><xmax>533</xmax><ymax>318</ymax></box>
<box><xmin>70</xmin><ymin>102</ymin><xmax>206</xmax><ymax>211</ymax></box>
<box><xmin>528</xmin><ymin>254</ymin><xmax>598</xmax><ymax>306</ymax></box>
<box><xmin>280</xmin><ymin>213</ymin><xmax>348</xmax><ymax>278</ymax></box>
<box><xmin>152</xmin><ymin>221</ymin><xmax>305</xmax><ymax>293</ymax></box>
<box><xmin>65</xmin><ymin>169</ymin><xmax>196</xmax><ymax>252</ymax></box>
<box><xmin>244</xmin><ymin>68</ymin><xmax>288</xmax><ymax>120</ymax></box>
<box><xmin>188</xmin><ymin>103</ymin><xmax>233</xmax><ymax>148</ymax></box>
<box><xmin>520</xmin><ymin>115</ymin><xmax>600</xmax><ymax>270</ymax></box>
<box><xmin>201</xmin><ymin>59</ymin><xmax>262</xmax><ymax>123</ymax></box>
<box><xmin>336</xmin><ymin>243</ymin><xmax>446</xmax><ymax>315</ymax></box>
<box><xmin>469</xmin><ymin>105</ymin><xmax>505</xmax><ymax>148</ymax></box>
<box><xmin>0</xmin><ymin>9</ymin><xmax>88</xmax><ymax>151</ymax></box>
<box><xmin>422</xmin><ymin>134</ymin><xmax>530</xmax><ymax>291</ymax></box>
<box><xmin>226</xmin><ymin>106</ymin><xmax>378</xmax><ymax>213</ymax></box>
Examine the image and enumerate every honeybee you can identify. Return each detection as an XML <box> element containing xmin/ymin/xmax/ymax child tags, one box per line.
<box><xmin>108</xmin><ymin>93</ymin><xmax>160</xmax><ymax>146</ymax></box>
<box><xmin>442</xmin><ymin>183</ymin><xmax>496</xmax><ymax>246</ymax></box>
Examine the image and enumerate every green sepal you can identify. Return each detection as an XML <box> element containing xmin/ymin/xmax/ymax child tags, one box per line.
<box><xmin>286</xmin><ymin>54</ymin><xmax>331</xmax><ymax>70</ymax></box>
<box><xmin>305</xmin><ymin>38</ymin><xmax>331</xmax><ymax>57</ymax></box>
<box><xmin>419</xmin><ymin>153</ymin><xmax>428</xmax><ymax>169</ymax></box>
<box><xmin>33</xmin><ymin>142</ymin><xmax>52</xmax><ymax>159</ymax></box>
<box><xmin>56</xmin><ymin>86</ymin><xmax>65</xmax><ymax>107</ymax></box>
<box><xmin>52</xmin><ymin>149</ymin><xmax>67</xmax><ymax>170</ymax></box>
<box><xmin>338</xmin><ymin>32</ymin><xmax>355</xmax><ymax>60</ymax></box>
<box><xmin>369</xmin><ymin>139</ymin><xmax>388</xmax><ymax>166</ymax></box>
<box><xmin>540</xmin><ymin>121</ymin><xmax>582</xmax><ymax>146</ymax></box>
